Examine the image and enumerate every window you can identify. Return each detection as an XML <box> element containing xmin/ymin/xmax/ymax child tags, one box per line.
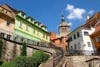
<box><xmin>33</xmin><ymin>29</ymin><xmax>35</xmax><ymax>34</ymax></box>
<box><xmin>70</xmin><ymin>46</ymin><xmax>73</xmax><ymax>50</ymax></box>
<box><xmin>43</xmin><ymin>34</ymin><xmax>45</xmax><ymax>38</ymax></box>
<box><xmin>77</xmin><ymin>32</ymin><xmax>80</xmax><ymax>37</ymax></box>
<box><xmin>74</xmin><ymin>34</ymin><xmax>76</xmax><ymax>39</ymax></box>
<box><xmin>0</xmin><ymin>33</ymin><xmax>5</xmax><ymax>37</ymax></box>
<box><xmin>19</xmin><ymin>22</ymin><xmax>22</xmax><ymax>28</ymax></box>
<box><xmin>74</xmin><ymin>44</ymin><xmax>77</xmax><ymax>49</ymax></box>
<box><xmin>69</xmin><ymin>37</ymin><xmax>72</xmax><ymax>42</ymax></box>
<box><xmin>84</xmin><ymin>31</ymin><xmax>89</xmax><ymax>36</ymax></box>
<box><xmin>37</xmin><ymin>31</ymin><xmax>39</xmax><ymax>35</ymax></box>
<box><xmin>46</xmin><ymin>35</ymin><xmax>48</xmax><ymax>39</ymax></box>
<box><xmin>26</xmin><ymin>26</ymin><xmax>29</xmax><ymax>31</ymax></box>
<box><xmin>7</xmin><ymin>21</ymin><xmax>10</xmax><ymax>26</ymax></box>
<box><xmin>78</xmin><ymin>42</ymin><xmax>81</xmax><ymax>49</ymax></box>
<box><xmin>96</xmin><ymin>37</ymin><xmax>100</xmax><ymax>43</ymax></box>
<box><xmin>7</xmin><ymin>34</ymin><xmax>11</xmax><ymax>40</ymax></box>
<box><xmin>87</xmin><ymin>42</ymin><xmax>91</xmax><ymax>47</ymax></box>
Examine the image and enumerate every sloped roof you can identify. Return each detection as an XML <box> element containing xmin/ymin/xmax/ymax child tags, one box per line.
<box><xmin>83</xmin><ymin>12</ymin><xmax>100</xmax><ymax>28</ymax></box>
<box><xmin>0</xmin><ymin>3</ymin><xmax>17</xmax><ymax>13</ymax></box>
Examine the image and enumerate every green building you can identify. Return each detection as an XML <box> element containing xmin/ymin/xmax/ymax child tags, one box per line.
<box><xmin>14</xmin><ymin>11</ymin><xmax>50</xmax><ymax>43</ymax></box>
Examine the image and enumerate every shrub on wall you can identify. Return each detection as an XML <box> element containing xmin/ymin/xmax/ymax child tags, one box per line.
<box><xmin>21</xmin><ymin>42</ymin><xmax>27</xmax><ymax>56</ymax></box>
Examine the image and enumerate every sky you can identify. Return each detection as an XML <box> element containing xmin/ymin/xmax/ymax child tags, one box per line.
<box><xmin>0</xmin><ymin>0</ymin><xmax>100</xmax><ymax>34</ymax></box>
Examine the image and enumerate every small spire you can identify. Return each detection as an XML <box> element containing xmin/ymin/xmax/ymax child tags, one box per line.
<box><xmin>61</xmin><ymin>14</ymin><xmax>65</xmax><ymax>22</ymax></box>
<box><xmin>61</xmin><ymin>10</ymin><xmax>65</xmax><ymax>22</ymax></box>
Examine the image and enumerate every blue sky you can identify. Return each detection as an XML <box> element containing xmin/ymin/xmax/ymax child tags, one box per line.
<box><xmin>0</xmin><ymin>0</ymin><xmax>100</xmax><ymax>34</ymax></box>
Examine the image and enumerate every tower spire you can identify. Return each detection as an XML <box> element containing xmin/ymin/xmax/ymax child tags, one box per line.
<box><xmin>61</xmin><ymin>10</ymin><xmax>65</xmax><ymax>22</ymax></box>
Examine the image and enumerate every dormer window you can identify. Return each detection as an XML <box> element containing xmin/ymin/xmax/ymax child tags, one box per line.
<box><xmin>41</xmin><ymin>25</ymin><xmax>47</xmax><ymax>31</ymax></box>
<box><xmin>26</xmin><ymin>17</ymin><xmax>34</xmax><ymax>23</ymax></box>
<box><xmin>17</xmin><ymin>11</ymin><xmax>26</xmax><ymax>18</ymax></box>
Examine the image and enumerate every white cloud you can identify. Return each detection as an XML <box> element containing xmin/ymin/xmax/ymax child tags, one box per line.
<box><xmin>68</xmin><ymin>22</ymin><xmax>72</xmax><ymax>26</ymax></box>
<box><xmin>66</xmin><ymin>4</ymin><xmax>86</xmax><ymax>20</ymax></box>
<box><xmin>67</xmin><ymin>4</ymin><xmax>74</xmax><ymax>11</ymax></box>
<box><xmin>88</xmin><ymin>10</ymin><xmax>94</xmax><ymax>15</ymax></box>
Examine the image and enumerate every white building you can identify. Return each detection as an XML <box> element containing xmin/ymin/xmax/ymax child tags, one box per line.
<box><xmin>68</xmin><ymin>26</ymin><xmax>96</xmax><ymax>55</ymax></box>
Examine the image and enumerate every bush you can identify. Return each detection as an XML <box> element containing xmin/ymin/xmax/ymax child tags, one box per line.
<box><xmin>32</xmin><ymin>50</ymin><xmax>50</xmax><ymax>65</ymax></box>
<box><xmin>14</xmin><ymin>56</ymin><xmax>38</xmax><ymax>67</ymax></box>
<box><xmin>1</xmin><ymin>61</ymin><xmax>17</xmax><ymax>67</ymax></box>
<box><xmin>0</xmin><ymin>60</ymin><xmax>3</xmax><ymax>66</ymax></box>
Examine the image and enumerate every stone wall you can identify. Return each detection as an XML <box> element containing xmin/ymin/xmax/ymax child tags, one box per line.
<box><xmin>1</xmin><ymin>40</ymin><xmax>37</xmax><ymax>62</ymax></box>
<box><xmin>64</xmin><ymin>56</ymin><xmax>100</xmax><ymax>67</ymax></box>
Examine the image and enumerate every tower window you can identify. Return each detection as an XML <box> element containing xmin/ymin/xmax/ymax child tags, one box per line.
<box><xmin>62</xmin><ymin>27</ymin><xmax>66</xmax><ymax>31</ymax></box>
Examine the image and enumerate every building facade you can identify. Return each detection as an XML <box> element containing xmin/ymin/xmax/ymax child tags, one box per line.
<box><xmin>68</xmin><ymin>26</ymin><xmax>95</xmax><ymax>55</ymax></box>
<box><xmin>14</xmin><ymin>11</ymin><xmax>50</xmax><ymax>43</ymax></box>
<box><xmin>83</xmin><ymin>12</ymin><xmax>100</xmax><ymax>53</ymax></box>
<box><xmin>0</xmin><ymin>4</ymin><xmax>50</xmax><ymax>45</ymax></box>
<box><xmin>68</xmin><ymin>12</ymin><xmax>100</xmax><ymax>55</ymax></box>
<box><xmin>0</xmin><ymin>4</ymin><xmax>17</xmax><ymax>42</ymax></box>
<box><xmin>90</xmin><ymin>20</ymin><xmax>100</xmax><ymax>52</ymax></box>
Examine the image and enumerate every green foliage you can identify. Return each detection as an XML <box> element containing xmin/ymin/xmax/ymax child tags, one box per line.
<box><xmin>1</xmin><ymin>61</ymin><xmax>17</xmax><ymax>67</ymax></box>
<box><xmin>0</xmin><ymin>39</ymin><xmax>3</xmax><ymax>59</ymax></box>
<box><xmin>32</xmin><ymin>50</ymin><xmax>50</xmax><ymax>64</ymax></box>
<box><xmin>14</xmin><ymin>56</ymin><xmax>38</xmax><ymax>67</ymax></box>
<box><xmin>21</xmin><ymin>42</ymin><xmax>27</xmax><ymax>56</ymax></box>
<box><xmin>1</xmin><ymin>50</ymin><xmax>49</xmax><ymax>67</ymax></box>
<box><xmin>0</xmin><ymin>60</ymin><xmax>3</xmax><ymax>66</ymax></box>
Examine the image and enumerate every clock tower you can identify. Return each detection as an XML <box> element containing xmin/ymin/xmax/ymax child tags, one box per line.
<box><xmin>58</xmin><ymin>15</ymin><xmax>70</xmax><ymax>37</ymax></box>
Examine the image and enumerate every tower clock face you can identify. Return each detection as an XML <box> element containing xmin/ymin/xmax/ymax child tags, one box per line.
<box><xmin>59</xmin><ymin>27</ymin><xmax>69</xmax><ymax>34</ymax></box>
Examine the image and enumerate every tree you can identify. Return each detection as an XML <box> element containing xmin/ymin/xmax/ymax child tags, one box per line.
<box><xmin>32</xmin><ymin>50</ymin><xmax>49</xmax><ymax>65</ymax></box>
<box><xmin>21</xmin><ymin>42</ymin><xmax>27</xmax><ymax>56</ymax></box>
